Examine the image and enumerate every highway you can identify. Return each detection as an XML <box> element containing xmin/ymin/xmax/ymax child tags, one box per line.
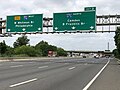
<box><xmin>0</xmin><ymin>57</ymin><xmax>119</xmax><ymax>90</ymax></box>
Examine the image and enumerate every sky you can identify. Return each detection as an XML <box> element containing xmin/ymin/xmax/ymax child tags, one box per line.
<box><xmin>0</xmin><ymin>0</ymin><xmax>119</xmax><ymax>51</ymax></box>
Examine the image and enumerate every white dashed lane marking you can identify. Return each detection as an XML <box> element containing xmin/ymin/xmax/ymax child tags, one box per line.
<box><xmin>9</xmin><ymin>78</ymin><xmax>38</xmax><ymax>88</ymax></box>
<box><xmin>10</xmin><ymin>65</ymin><xmax>23</xmax><ymax>68</ymax></box>
<box><xmin>69</xmin><ymin>67</ymin><xmax>76</xmax><ymax>70</ymax></box>
<box><xmin>38</xmin><ymin>66</ymin><xmax>48</xmax><ymax>69</ymax></box>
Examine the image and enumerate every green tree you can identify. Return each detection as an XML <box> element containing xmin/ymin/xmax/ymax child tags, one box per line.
<box><xmin>35</xmin><ymin>41</ymin><xmax>49</xmax><ymax>56</ymax></box>
<box><xmin>113</xmin><ymin>49</ymin><xmax>120</xmax><ymax>58</ymax></box>
<box><xmin>5</xmin><ymin>46</ymin><xmax>14</xmax><ymax>57</ymax></box>
<box><xmin>35</xmin><ymin>41</ymin><xmax>57</xmax><ymax>56</ymax></box>
<box><xmin>48</xmin><ymin>45</ymin><xmax>57</xmax><ymax>51</ymax></box>
<box><xmin>13</xmin><ymin>35</ymin><xmax>30</xmax><ymax>48</ymax></box>
<box><xmin>15</xmin><ymin>45</ymin><xmax>37</xmax><ymax>57</ymax></box>
<box><xmin>114</xmin><ymin>27</ymin><xmax>120</xmax><ymax>58</ymax></box>
<box><xmin>0</xmin><ymin>40</ymin><xmax>7</xmax><ymax>56</ymax></box>
<box><xmin>57</xmin><ymin>48</ymin><xmax>67</xmax><ymax>56</ymax></box>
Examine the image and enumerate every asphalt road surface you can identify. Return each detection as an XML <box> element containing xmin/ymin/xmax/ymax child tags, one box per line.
<box><xmin>0</xmin><ymin>57</ymin><xmax>119</xmax><ymax>90</ymax></box>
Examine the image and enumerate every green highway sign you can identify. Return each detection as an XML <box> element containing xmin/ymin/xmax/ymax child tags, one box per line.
<box><xmin>6</xmin><ymin>14</ymin><xmax>43</xmax><ymax>33</ymax></box>
<box><xmin>53</xmin><ymin>11</ymin><xmax>96</xmax><ymax>31</ymax></box>
<box><xmin>84</xmin><ymin>7</ymin><xmax>96</xmax><ymax>11</ymax></box>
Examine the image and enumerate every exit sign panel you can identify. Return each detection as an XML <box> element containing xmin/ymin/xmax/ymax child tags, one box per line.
<box><xmin>53</xmin><ymin>11</ymin><xmax>96</xmax><ymax>31</ymax></box>
<box><xmin>7</xmin><ymin>14</ymin><xmax>43</xmax><ymax>32</ymax></box>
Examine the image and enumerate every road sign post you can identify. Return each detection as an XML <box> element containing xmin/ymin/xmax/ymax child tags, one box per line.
<box><xmin>6</xmin><ymin>14</ymin><xmax>43</xmax><ymax>33</ymax></box>
<box><xmin>53</xmin><ymin>11</ymin><xmax>96</xmax><ymax>32</ymax></box>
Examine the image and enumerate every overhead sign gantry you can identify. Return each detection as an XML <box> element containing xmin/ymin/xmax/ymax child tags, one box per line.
<box><xmin>1</xmin><ymin>7</ymin><xmax>120</xmax><ymax>36</ymax></box>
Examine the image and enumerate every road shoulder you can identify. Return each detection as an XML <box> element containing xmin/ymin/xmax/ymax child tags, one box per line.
<box><xmin>89</xmin><ymin>59</ymin><xmax>120</xmax><ymax>90</ymax></box>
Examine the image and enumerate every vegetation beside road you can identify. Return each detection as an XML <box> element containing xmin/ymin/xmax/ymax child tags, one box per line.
<box><xmin>0</xmin><ymin>35</ymin><xmax>67</xmax><ymax>57</ymax></box>
<box><xmin>113</xmin><ymin>27</ymin><xmax>120</xmax><ymax>59</ymax></box>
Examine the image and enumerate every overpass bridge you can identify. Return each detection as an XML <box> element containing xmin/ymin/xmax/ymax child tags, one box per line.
<box><xmin>67</xmin><ymin>50</ymin><xmax>112</xmax><ymax>57</ymax></box>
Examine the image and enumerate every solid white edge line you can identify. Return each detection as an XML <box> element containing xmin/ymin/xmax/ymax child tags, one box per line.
<box><xmin>69</xmin><ymin>67</ymin><xmax>75</xmax><ymax>70</ymax></box>
<box><xmin>10</xmin><ymin>65</ymin><xmax>23</xmax><ymax>68</ymax></box>
<box><xmin>9</xmin><ymin>78</ymin><xmax>37</xmax><ymax>88</ymax></box>
<box><xmin>38</xmin><ymin>66</ymin><xmax>48</xmax><ymax>69</ymax></box>
<box><xmin>83</xmin><ymin>60</ymin><xmax>110</xmax><ymax>90</ymax></box>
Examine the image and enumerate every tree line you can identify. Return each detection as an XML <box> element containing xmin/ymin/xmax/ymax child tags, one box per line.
<box><xmin>0</xmin><ymin>35</ymin><xmax>67</xmax><ymax>57</ymax></box>
<box><xmin>113</xmin><ymin>27</ymin><xmax>120</xmax><ymax>58</ymax></box>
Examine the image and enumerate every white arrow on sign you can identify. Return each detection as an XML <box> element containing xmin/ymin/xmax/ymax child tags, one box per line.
<box><xmin>22</xmin><ymin>28</ymin><xmax>26</xmax><ymax>31</ymax></box>
<box><xmin>72</xmin><ymin>26</ymin><xmax>76</xmax><ymax>29</ymax></box>
<box><xmin>8</xmin><ymin>29</ymin><xmax>11</xmax><ymax>31</ymax></box>
<box><xmin>55</xmin><ymin>27</ymin><xmax>58</xmax><ymax>30</ymax></box>
<box><xmin>14</xmin><ymin>22</ymin><xmax>17</xmax><ymax>24</ymax></box>
<box><xmin>90</xmin><ymin>26</ymin><xmax>94</xmax><ymax>29</ymax></box>
<box><xmin>38</xmin><ymin>28</ymin><xmax>41</xmax><ymax>30</ymax></box>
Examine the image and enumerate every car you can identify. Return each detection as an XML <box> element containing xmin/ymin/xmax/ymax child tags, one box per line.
<box><xmin>83</xmin><ymin>56</ymin><xmax>86</xmax><ymax>58</ymax></box>
<box><xmin>94</xmin><ymin>55</ymin><xmax>99</xmax><ymax>59</ymax></box>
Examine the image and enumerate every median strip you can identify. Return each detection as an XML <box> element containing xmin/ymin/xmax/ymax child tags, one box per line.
<box><xmin>9</xmin><ymin>78</ymin><xmax>37</xmax><ymax>88</ymax></box>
